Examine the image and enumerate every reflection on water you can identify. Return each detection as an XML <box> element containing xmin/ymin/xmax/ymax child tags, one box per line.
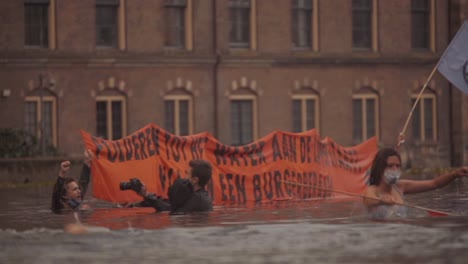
<box><xmin>0</xmin><ymin>180</ymin><xmax>467</xmax><ymax>263</ymax></box>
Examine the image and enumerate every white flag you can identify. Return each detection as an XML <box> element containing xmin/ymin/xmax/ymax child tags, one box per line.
<box><xmin>437</xmin><ymin>20</ymin><xmax>468</xmax><ymax>94</ymax></box>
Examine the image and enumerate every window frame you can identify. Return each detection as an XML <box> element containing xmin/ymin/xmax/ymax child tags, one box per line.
<box><xmin>163</xmin><ymin>0</ymin><xmax>193</xmax><ymax>50</ymax></box>
<box><xmin>351</xmin><ymin>0</ymin><xmax>378</xmax><ymax>51</ymax></box>
<box><xmin>163</xmin><ymin>94</ymin><xmax>194</xmax><ymax>136</ymax></box>
<box><xmin>410</xmin><ymin>0</ymin><xmax>435</xmax><ymax>51</ymax></box>
<box><xmin>230</xmin><ymin>94</ymin><xmax>258</xmax><ymax>146</ymax></box>
<box><xmin>291</xmin><ymin>0</ymin><xmax>312</xmax><ymax>50</ymax></box>
<box><xmin>24</xmin><ymin>0</ymin><xmax>56</xmax><ymax>49</ymax></box>
<box><xmin>24</xmin><ymin>95</ymin><xmax>57</xmax><ymax>147</ymax></box>
<box><xmin>229</xmin><ymin>0</ymin><xmax>257</xmax><ymax>50</ymax></box>
<box><xmin>352</xmin><ymin>93</ymin><xmax>379</xmax><ymax>142</ymax></box>
<box><xmin>95</xmin><ymin>0</ymin><xmax>126</xmax><ymax>50</ymax></box>
<box><xmin>411</xmin><ymin>92</ymin><xmax>437</xmax><ymax>142</ymax></box>
<box><xmin>95</xmin><ymin>95</ymin><xmax>127</xmax><ymax>140</ymax></box>
<box><xmin>291</xmin><ymin>94</ymin><xmax>320</xmax><ymax>133</ymax></box>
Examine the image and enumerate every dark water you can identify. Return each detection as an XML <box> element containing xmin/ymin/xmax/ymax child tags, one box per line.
<box><xmin>1</xmin><ymin>180</ymin><xmax>468</xmax><ymax>264</ymax></box>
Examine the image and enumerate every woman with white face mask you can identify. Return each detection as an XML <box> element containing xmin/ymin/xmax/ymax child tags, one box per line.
<box><xmin>363</xmin><ymin>148</ymin><xmax>468</xmax><ymax>217</ymax></box>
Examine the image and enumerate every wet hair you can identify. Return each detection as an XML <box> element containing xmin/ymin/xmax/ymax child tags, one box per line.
<box><xmin>369</xmin><ymin>148</ymin><xmax>401</xmax><ymax>186</ymax></box>
<box><xmin>61</xmin><ymin>177</ymin><xmax>77</xmax><ymax>198</ymax></box>
<box><xmin>189</xmin><ymin>159</ymin><xmax>212</xmax><ymax>187</ymax></box>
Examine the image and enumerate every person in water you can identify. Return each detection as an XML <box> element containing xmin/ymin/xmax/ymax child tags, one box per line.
<box><xmin>363</xmin><ymin>148</ymin><xmax>468</xmax><ymax>217</ymax></box>
<box><xmin>51</xmin><ymin>149</ymin><xmax>93</xmax><ymax>213</ymax></box>
<box><xmin>364</xmin><ymin>148</ymin><xmax>468</xmax><ymax>217</ymax></box>
<box><xmin>129</xmin><ymin>159</ymin><xmax>213</xmax><ymax>213</ymax></box>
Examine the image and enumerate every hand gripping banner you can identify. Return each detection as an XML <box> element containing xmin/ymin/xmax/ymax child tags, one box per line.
<box><xmin>80</xmin><ymin>124</ymin><xmax>377</xmax><ymax>205</ymax></box>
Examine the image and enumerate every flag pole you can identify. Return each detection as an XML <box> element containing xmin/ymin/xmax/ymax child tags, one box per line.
<box><xmin>397</xmin><ymin>64</ymin><xmax>439</xmax><ymax>147</ymax></box>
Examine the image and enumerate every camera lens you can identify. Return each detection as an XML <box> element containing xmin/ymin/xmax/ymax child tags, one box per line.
<box><xmin>119</xmin><ymin>181</ymin><xmax>132</xmax><ymax>191</ymax></box>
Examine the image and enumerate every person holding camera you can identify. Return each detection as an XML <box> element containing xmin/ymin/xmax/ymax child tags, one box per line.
<box><xmin>51</xmin><ymin>149</ymin><xmax>93</xmax><ymax>213</ymax></box>
<box><xmin>122</xmin><ymin>159</ymin><xmax>213</xmax><ymax>213</ymax></box>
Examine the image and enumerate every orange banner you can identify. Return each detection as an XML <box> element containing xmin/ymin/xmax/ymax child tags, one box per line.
<box><xmin>80</xmin><ymin>124</ymin><xmax>377</xmax><ymax>205</ymax></box>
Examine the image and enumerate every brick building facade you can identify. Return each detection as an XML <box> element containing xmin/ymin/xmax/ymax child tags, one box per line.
<box><xmin>0</xmin><ymin>0</ymin><xmax>467</xmax><ymax>167</ymax></box>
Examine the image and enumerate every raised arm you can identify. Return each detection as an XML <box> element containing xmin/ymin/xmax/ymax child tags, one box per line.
<box><xmin>51</xmin><ymin>161</ymin><xmax>71</xmax><ymax>213</ymax></box>
<box><xmin>399</xmin><ymin>167</ymin><xmax>468</xmax><ymax>194</ymax></box>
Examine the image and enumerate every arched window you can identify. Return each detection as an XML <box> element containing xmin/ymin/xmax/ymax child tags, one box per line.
<box><xmin>164</xmin><ymin>93</ymin><xmax>193</xmax><ymax>136</ymax></box>
<box><xmin>352</xmin><ymin>87</ymin><xmax>379</xmax><ymax>142</ymax></box>
<box><xmin>24</xmin><ymin>95</ymin><xmax>57</xmax><ymax>147</ymax></box>
<box><xmin>24</xmin><ymin>75</ymin><xmax>58</xmax><ymax>147</ymax></box>
<box><xmin>411</xmin><ymin>88</ymin><xmax>437</xmax><ymax>141</ymax></box>
<box><xmin>291</xmin><ymin>92</ymin><xmax>320</xmax><ymax>133</ymax></box>
<box><xmin>94</xmin><ymin>78</ymin><xmax>128</xmax><ymax>140</ymax></box>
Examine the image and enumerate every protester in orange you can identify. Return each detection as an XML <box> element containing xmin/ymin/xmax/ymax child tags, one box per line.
<box><xmin>363</xmin><ymin>148</ymin><xmax>468</xmax><ymax>216</ymax></box>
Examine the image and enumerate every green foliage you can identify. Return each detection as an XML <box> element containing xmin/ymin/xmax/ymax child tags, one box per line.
<box><xmin>0</xmin><ymin>128</ymin><xmax>58</xmax><ymax>158</ymax></box>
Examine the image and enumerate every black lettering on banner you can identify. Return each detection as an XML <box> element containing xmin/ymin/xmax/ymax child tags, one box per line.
<box><xmin>272</xmin><ymin>134</ymin><xmax>283</xmax><ymax>161</ymax></box>
<box><xmin>283</xmin><ymin>169</ymin><xmax>291</xmax><ymax>196</ymax></box>
<box><xmin>229</xmin><ymin>147</ymin><xmax>241</xmax><ymax>166</ymax></box>
<box><xmin>151</xmin><ymin>127</ymin><xmax>160</xmax><ymax>155</ymax></box>
<box><xmin>114</xmin><ymin>141</ymin><xmax>125</xmax><ymax>162</ymax></box>
<box><xmin>289</xmin><ymin>136</ymin><xmax>297</xmax><ymax>163</ymax></box>
<box><xmin>219</xmin><ymin>174</ymin><xmax>228</xmax><ymax>201</ymax></box>
<box><xmin>244</xmin><ymin>144</ymin><xmax>257</xmax><ymax>166</ymax></box>
<box><xmin>101</xmin><ymin>140</ymin><xmax>116</xmax><ymax>162</ymax></box>
<box><xmin>282</xmin><ymin>135</ymin><xmax>290</xmax><ymax>161</ymax></box>
<box><xmin>159</xmin><ymin>165</ymin><xmax>167</xmax><ymax>190</ymax></box>
<box><xmin>296</xmin><ymin>172</ymin><xmax>302</xmax><ymax>197</ymax></box>
<box><xmin>132</xmin><ymin>134</ymin><xmax>141</xmax><ymax>160</ymax></box>
<box><xmin>138</xmin><ymin>132</ymin><xmax>148</xmax><ymax>160</ymax></box>
<box><xmin>302</xmin><ymin>172</ymin><xmax>308</xmax><ymax>199</ymax></box>
<box><xmin>226</xmin><ymin>174</ymin><xmax>235</xmax><ymax>201</ymax></box>
<box><xmin>300</xmin><ymin>137</ymin><xmax>307</xmax><ymax>163</ymax></box>
<box><xmin>253</xmin><ymin>174</ymin><xmax>262</xmax><ymax>202</ymax></box>
<box><xmin>214</xmin><ymin>143</ymin><xmax>228</xmax><ymax>165</ymax></box>
<box><xmin>197</xmin><ymin>137</ymin><xmax>206</xmax><ymax>157</ymax></box>
<box><xmin>304</xmin><ymin>172</ymin><xmax>310</xmax><ymax>198</ymax></box>
<box><xmin>308</xmin><ymin>172</ymin><xmax>314</xmax><ymax>198</ymax></box>
<box><xmin>273</xmin><ymin>170</ymin><xmax>284</xmax><ymax>198</ymax></box>
<box><xmin>240</xmin><ymin>147</ymin><xmax>249</xmax><ymax>166</ymax></box>
<box><xmin>146</xmin><ymin>128</ymin><xmax>155</xmax><ymax>157</ymax></box>
<box><xmin>317</xmin><ymin>174</ymin><xmax>323</xmax><ymax>197</ymax></box>
<box><xmin>91</xmin><ymin>136</ymin><xmax>103</xmax><ymax>159</ymax></box>
<box><xmin>124</xmin><ymin>138</ymin><xmax>133</xmax><ymax>161</ymax></box>
<box><xmin>255</xmin><ymin>141</ymin><xmax>267</xmax><ymax>165</ymax></box>
<box><xmin>291</xmin><ymin>171</ymin><xmax>296</xmax><ymax>194</ymax></box>
<box><xmin>190</xmin><ymin>138</ymin><xmax>198</xmax><ymax>160</ymax></box>
<box><xmin>164</xmin><ymin>132</ymin><xmax>171</xmax><ymax>160</ymax></box>
<box><xmin>312</xmin><ymin>136</ymin><xmax>318</xmax><ymax>162</ymax></box>
<box><xmin>181</xmin><ymin>137</ymin><xmax>187</xmax><ymax>161</ymax></box>
<box><xmin>263</xmin><ymin>172</ymin><xmax>274</xmax><ymax>200</ymax></box>
<box><xmin>330</xmin><ymin>142</ymin><xmax>339</xmax><ymax>167</ymax></box>
<box><xmin>171</xmin><ymin>137</ymin><xmax>181</xmax><ymax>162</ymax></box>
<box><xmin>235</xmin><ymin>174</ymin><xmax>246</xmax><ymax>203</ymax></box>
<box><xmin>311</xmin><ymin>172</ymin><xmax>317</xmax><ymax>197</ymax></box>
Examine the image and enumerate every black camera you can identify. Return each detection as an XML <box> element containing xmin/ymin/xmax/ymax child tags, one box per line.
<box><xmin>119</xmin><ymin>178</ymin><xmax>143</xmax><ymax>193</ymax></box>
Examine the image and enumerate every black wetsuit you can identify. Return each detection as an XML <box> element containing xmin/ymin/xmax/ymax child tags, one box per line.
<box><xmin>51</xmin><ymin>165</ymin><xmax>90</xmax><ymax>213</ymax></box>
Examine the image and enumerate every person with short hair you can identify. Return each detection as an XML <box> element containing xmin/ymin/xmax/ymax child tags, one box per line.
<box><xmin>51</xmin><ymin>150</ymin><xmax>93</xmax><ymax>213</ymax></box>
<box><xmin>132</xmin><ymin>159</ymin><xmax>213</xmax><ymax>213</ymax></box>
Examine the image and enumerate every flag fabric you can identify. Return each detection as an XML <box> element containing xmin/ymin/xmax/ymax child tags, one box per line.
<box><xmin>437</xmin><ymin>20</ymin><xmax>468</xmax><ymax>94</ymax></box>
